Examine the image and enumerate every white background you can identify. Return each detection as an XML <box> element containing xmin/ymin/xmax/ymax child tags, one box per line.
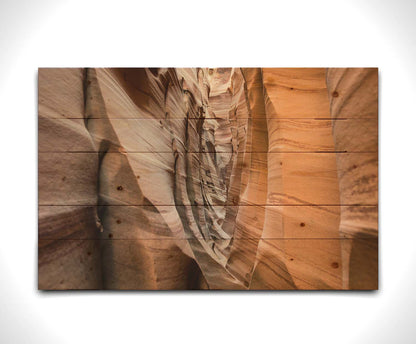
<box><xmin>0</xmin><ymin>0</ymin><xmax>415</xmax><ymax>343</ymax></box>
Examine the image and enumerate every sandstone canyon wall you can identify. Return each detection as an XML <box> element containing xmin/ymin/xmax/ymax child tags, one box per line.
<box><xmin>38</xmin><ymin>67</ymin><xmax>378</xmax><ymax>290</ymax></box>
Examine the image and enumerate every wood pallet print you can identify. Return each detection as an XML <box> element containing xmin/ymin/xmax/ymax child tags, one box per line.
<box><xmin>38</xmin><ymin>68</ymin><xmax>378</xmax><ymax>290</ymax></box>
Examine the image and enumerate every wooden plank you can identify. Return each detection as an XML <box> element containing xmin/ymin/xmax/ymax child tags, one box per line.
<box><xmin>39</xmin><ymin>238</ymin><xmax>375</xmax><ymax>290</ymax></box>
<box><xmin>38</xmin><ymin>152</ymin><xmax>377</xmax><ymax>206</ymax></box>
<box><xmin>39</xmin><ymin>118</ymin><xmax>377</xmax><ymax>153</ymax></box>
<box><xmin>39</xmin><ymin>204</ymin><xmax>376</xmax><ymax>240</ymax></box>
<box><xmin>38</xmin><ymin>69</ymin><xmax>378</xmax><ymax>121</ymax></box>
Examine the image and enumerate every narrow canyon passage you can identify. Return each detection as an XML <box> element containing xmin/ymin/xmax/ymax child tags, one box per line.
<box><xmin>38</xmin><ymin>67</ymin><xmax>378</xmax><ymax>290</ymax></box>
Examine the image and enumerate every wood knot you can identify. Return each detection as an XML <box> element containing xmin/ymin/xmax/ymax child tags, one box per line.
<box><xmin>117</xmin><ymin>185</ymin><xmax>123</xmax><ymax>191</ymax></box>
<box><xmin>332</xmin><ymin>91</ymin><xmax>339</xmax><ymax>98</ymax></box>
<box><xmin>300</xmin><ymin>222</ymin><xmax>306</xmax><ymax>227</ymax></box>
<box><xmin>116</xmin><ymin>219</ymin><xmax>122</xmax><ymax>224</ymax></box>
<box><xmin>331</xmin><ymin>262</ymin><xmax>339</xmax><ymax>269</ymax></box>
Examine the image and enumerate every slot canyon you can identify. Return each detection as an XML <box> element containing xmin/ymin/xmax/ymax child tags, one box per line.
<box><xmin>38</xmin><ymin>67</ymin><xmax>378</xmax><ymax>290</ymax></box>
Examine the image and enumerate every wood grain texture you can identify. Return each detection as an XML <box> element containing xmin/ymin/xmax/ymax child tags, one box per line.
<box><xmin>262</xmin><ymin>68</ymin><xmax>331</xmax><ymax>118</ymax></box>
<box><xmin>38</xmin><ymin>152</ymin><xmax>376</xmax><ymax>206</ymax></box>
<box><xmin>38</xmin><ymin>68</ymin><xmax>102</xmax><ymax>290</ymax></box>
<box><xmin>39</xmin><ymin>118</ymin><xmax>376</xmax><ymax>153</ymax></box>
<box><xmin>327</xmin><ymin>68</ymin><xmax>378</xmax><ymax>289</ymax></box>
<box><xmin>38</xmin><ymin>67</ymin><xmax>378</xmax><ymax>290</ymax></box>
<box><xmin>39</xmin><ymin>205</ymin><xmax>376</xmax><ymax>240</ymax></box>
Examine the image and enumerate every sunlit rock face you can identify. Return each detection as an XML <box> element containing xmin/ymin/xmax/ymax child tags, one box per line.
<box><xmin>38</xmin><ymin>67</ymin><xmax>378</xmax><ymax>290</ymax></box>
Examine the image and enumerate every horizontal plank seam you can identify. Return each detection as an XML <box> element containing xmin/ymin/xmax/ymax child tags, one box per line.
<box><xmin>38</xmin><ymin>238</ymin><xmax>378</xmax><ymax>241</ymax></box>
<box><xmin>38</xmin><ymin>151</ymin><xmax>378</xmax><ymax>153</ymax></box>
<box><xmin>38</xmin><ymin>204</ymin><xmax>379</xmax><ymax>207</ymax></box>
<box><xmin>39</xmin><ymin>117</ymin><xmax>378</xmax><ymax>120</ymax></box>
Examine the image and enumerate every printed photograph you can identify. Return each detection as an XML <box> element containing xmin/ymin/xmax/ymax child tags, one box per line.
<box><xmin>38</xmin><ymin>68</ymin><xmax>378</xmax><ymax>290</ymax></box>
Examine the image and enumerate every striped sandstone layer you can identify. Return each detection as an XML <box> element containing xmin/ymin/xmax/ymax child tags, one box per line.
<box><xmin>38</xmin><ymin>67</ymin><xmax>378</xmax><ymax>290</ymax></box>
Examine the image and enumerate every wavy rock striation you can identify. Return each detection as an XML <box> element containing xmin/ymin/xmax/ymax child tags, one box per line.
<box><xmin>38</xmin><ymin>67</ymin><xmax>378</xmax><ymax>290</ymax></box>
